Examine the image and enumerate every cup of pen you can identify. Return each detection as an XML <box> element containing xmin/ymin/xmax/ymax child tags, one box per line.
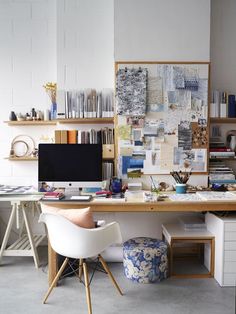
<box><xmin>175</xmin><ymin>183</ymin><xmax>187</xmax><ymax>194</ymax></box>
<box><xmin>170</xmin><ymin>170</ymin><xmax>191</xmax><ymax>194</ymax></box>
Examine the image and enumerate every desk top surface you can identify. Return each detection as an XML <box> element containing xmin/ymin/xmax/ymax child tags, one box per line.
<box><xmin>0</xmin><ymin>194</ymin><xmax>43</xmax><ymax>202</ymax></box>
<box><xmin>41</xmin><ymin>192</ymin><xmax>236</xmax><ymax>212</ymax></box>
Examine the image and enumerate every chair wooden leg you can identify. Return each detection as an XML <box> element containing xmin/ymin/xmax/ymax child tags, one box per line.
<box><xmin>98</xmin><ymin>255</ymin><xmax>123</xmax><ymax>296</ymax></box>
<box><xmin>43</xmin><ymin>257</ymin><xmax>69</xmax><ymax>304</ymax></box>
<box><xmin>79</xmin><ymin>258</ymin><xmax>83</xmax><ymax>281</ymax></box>
<box><xmin>83</xmin><ymin>262</ymin><xmax>92</xmax><ymax>314</ymax></box>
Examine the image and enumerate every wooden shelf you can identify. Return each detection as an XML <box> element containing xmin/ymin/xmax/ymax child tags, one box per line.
<box><xmin>210</xmin><ymin>118</ymin><xmax>236</xmax><ymax>124</ymax></box>
<box><xmin>5</xmin><ymin>118</ymin><xmax>114</xmax><ymax>126</ymax></box>
<box><xmin>4</xmin><ymin>120</ymin><xmax>57</xmax><ymax>126</ymax></box>
<box><xmin>57</xmin><ymin>118</ymin><xmax>114</xmax><ymax>124</ymax></box>
<box><xmin>6</xmin><ymin>156</ymin><xmax>38</xmax><ymax>161</ymax></box>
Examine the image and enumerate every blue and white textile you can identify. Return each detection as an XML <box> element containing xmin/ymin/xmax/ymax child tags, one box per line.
<box><xmin>123</xmin><ymin>237</ymin><xmax>168</xmax><ymax>283</ymax></box>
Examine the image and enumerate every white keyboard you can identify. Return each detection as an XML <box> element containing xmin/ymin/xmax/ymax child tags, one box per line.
<box><xmin>70</xmin><ymin>195</ymin><xmax>92</xmax><ymax>201</ymax></box>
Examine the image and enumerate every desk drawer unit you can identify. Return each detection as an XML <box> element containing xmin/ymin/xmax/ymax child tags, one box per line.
<box><xmin>205</xmin><ymin>213</ymin><xmax>236</xmax><ymax>286</ymax></box>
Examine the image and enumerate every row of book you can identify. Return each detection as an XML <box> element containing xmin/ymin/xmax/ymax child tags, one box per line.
<box><xmin>209</xmin><ymin>160</ymin><xmax>235</xmax><ymax>182</ymax></box>
<box><xmin>55</xmin><ymin>128</ymin><xmax>114</xmax><ymax>144</ymax></box>
<box><xmin>209</xmin><ymin>137</ymin><xmax>235</xmax><ymax>158</ymax></box>
<box><xmin>210</xmin><ymin>90</ymin><xmax>236</xmax><ymax>118</ymax></box>
<box><xmin>57</xmin><ymin>88</ymin><xmax>114</xmax><ymax>119</ymax></box>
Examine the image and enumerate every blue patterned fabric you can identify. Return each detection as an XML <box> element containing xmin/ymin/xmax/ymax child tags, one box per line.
<box><xmin>123</xmin><ymin>237</ymin><xmax>168</xmax><ymax>283</ymax></box>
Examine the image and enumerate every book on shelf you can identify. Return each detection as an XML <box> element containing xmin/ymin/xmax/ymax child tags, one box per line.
<box><xmin>209</xmin><ymin>174</ymin><xmax>235</xmax><ymax>181</ymax></box>
<box><xmin>67</xmin><ymin>130</ymin><xmax>77</xmax><ymax>144</ymax></box>
<box><xmin>209</xmin><ymin>151</ymin><xmax>235</xmax><ymax>157</ymax></box>
<box><xmin>228</xmin><ymin>94</ymin><xmax>236</xmax><ymax>118</ymax></box>
<box><xmin>209</xmin><ymin>179</ymin><xmax>236</xmax><ymax>184</ymax></box>
<box><xmin>209</xmin><ymin>148</ymin><xmax>231</xmax><ymax>152</ymax></box>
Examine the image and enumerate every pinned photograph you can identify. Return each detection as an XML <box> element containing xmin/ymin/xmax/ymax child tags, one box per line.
<box><xmin>127</xmin><ymin>168</ymin><xmax>143</xmax><ymax>178</ymax></box>
<box><xmin>127</xmin><ymin>116</ymin><xmax>145</xmax><ymax>128</ymax></box>
<box><xmin>116</xmin><ymin>68</ymin><xmax>147</xmax><ymax>116</ymax></box>
<box><xmin>178</xmin><ymin>121</ymin><xmax>192</xmax><ymax>150</ymax></box>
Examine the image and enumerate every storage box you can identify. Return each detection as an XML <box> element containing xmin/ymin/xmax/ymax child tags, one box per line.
<box><xmin>102</xmin><ymin>144</ymin><xmax>114</xmax><ymax>159</ymax></box>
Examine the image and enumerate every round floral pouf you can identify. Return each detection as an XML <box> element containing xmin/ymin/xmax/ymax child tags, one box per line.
<box><xmin>123</xmin><ymin>237</ymin><xmax>168</xmax><ymax>283</ymax></box>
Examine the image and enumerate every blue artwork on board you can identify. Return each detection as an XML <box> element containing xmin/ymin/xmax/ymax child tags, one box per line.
<box><xmin>122</xmin><ymin>156</ymin><xmax>144</xmax><ymax>174</ymax></box>
<box><xmin>122</xmin><ymin>156</ymin><xmax>132</xmax><ymax>174</ymax></box>
<box><xmin>129</xmin><ymin>159</ymin><xmax>144</xmax><ymax>169</ymax></box>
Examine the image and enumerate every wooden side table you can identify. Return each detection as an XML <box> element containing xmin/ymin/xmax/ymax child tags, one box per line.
<box><xmin>162</xmin><ymin>223</ymin><xmax>215</xmax><ymax>278</ymax></box>
<box><xmin>0</xmin><ymin>195</ymin><xmax>45</xmax><ymax>268</ymax></box>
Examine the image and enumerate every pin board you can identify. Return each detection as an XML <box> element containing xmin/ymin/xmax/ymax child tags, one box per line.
<box><xmin>115</xmin><ymin>62</ymin><xmax>210</xmax><ymax>178</ymax></box>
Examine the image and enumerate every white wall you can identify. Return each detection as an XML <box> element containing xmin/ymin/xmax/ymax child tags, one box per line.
<box><xmin>114</xmin><ymin>0</ymin><xmax>210</xmax><ymax>61</ymax></box>
<box><xmin>0</xmin><ymin>0</ymin><xmax>57</xmax><ymax>187</ymax></box>
<box><xmin>210</xmin><ymin>0</ymin><xmax>236</xmax><ymax>92</ymax></box>
<box><xmin>0</xmin><ymin>0</ymin><xmax>57</xmax><ymax>242</ymax></box>
<box><xmin>57</xmin><ymin>0</ymin><xmax>114</xmax><ymax>90</ymax></box>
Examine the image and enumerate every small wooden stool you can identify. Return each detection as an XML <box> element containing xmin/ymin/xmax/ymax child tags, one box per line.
<box><xmin>162</xmin><ymin>223</ymin><xmax>215</xmax><ymax>278</ymax></box>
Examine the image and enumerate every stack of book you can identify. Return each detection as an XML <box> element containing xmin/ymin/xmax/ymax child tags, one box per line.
<box><xmin>43</xmin><ymin>191</ymin><xmax>65</xmax><ymax>200</ymax></box>
<box><xmin>209</xmin><ymin>160</ymin><xmax>235</xmax><ymax>183</ymax></box>
<box><xmin>209</xmin><ymin>137</ymin><xmax>235</xmax><ymax>159</ymax></box>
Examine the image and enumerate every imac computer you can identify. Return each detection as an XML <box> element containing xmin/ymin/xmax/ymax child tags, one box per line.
<box><xmin>38</xmin><ymin>144</ymin><xmax>103</xmax><ymax>198</ymax></box>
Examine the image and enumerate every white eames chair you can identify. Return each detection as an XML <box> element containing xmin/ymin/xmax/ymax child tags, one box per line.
<box><xmin>39</xmin><ymin>213</ymin><xmax>123</xmax><ymax>314</ymax></box>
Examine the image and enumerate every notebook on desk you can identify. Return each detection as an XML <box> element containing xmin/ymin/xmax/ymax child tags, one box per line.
<box><xmin>67</xmin><ymin>195</ymin><xmax>92</xmax><ymax>201</ymax></box>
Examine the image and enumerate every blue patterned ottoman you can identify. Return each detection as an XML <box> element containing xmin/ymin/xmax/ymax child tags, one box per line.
<box><xmin>123</xmin><ymin>237</ymin><xmax>168</xmax><ymax>283</ymax></box>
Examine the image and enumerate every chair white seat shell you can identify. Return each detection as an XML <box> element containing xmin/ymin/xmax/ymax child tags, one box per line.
<box><xmin>39</xmin><ymin>212</ymin><xmax>123</xmax><ymax>314</ymax></box>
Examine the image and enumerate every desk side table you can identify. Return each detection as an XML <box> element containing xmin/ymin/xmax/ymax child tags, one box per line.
<box><xmin>0</xmin><ymin>195</ymin><xmax>45</xmax><ymax>268</ymax></box>
<box><xmin>162</xmin><ymin>223</ymin><xmax>215</xmax><ymax>278</ymax></box>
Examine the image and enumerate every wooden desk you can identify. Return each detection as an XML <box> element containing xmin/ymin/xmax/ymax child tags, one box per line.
<box><xmin>42</xmin><ymin>197</ymin><xmax>236</xmax><ymax>286</ymax></box>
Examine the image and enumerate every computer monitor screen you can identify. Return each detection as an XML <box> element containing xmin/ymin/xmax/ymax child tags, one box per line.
<box><xmin>38</xmin><ymin>144</ymin><xmax>102</xmax><ymax>190</ymax></box>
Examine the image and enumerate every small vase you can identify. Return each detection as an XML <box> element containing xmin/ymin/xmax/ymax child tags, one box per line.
<box><xmin>9</xmin><ymin>111</ymin><xmax>17</xmax><ymax>121</ymax></box>
<box><xmin>50</xmin><ymin>102</ymin><xmax>57</xmax><ymax>120</ymax></box>
<box><xmin>230</xmin><ymin>135</ymin><xmax>236</xmax><ymax>151</ymax></box>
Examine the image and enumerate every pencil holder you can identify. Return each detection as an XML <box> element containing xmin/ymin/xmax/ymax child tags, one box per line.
<box><xmin>175</xmin><ymin>183</ymin><xmax>187</xmax><ymax>194</ymax></box>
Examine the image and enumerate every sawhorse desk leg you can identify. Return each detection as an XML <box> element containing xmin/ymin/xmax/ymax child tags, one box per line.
<box><xmin>0</xmin><ymin>202</ymin><xmax>17</xmax><ymax>262</ymax></box>
<box><xmin>0</xmin><ymin>201</ymin><xmax>41</xmax><ymax>268</ymax></box>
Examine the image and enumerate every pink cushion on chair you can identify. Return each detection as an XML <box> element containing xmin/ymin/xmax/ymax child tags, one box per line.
<box><xmin>58</xmin><ymin>208</ymin><xmax>95</xmax><ymax>229</ymax></box>
<box><xmin>40</xmin><ymin>204</ymin><xmax>95</xmax><ymax>228</ymax></box>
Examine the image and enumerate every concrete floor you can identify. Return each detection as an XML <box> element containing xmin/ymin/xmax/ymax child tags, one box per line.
<box><xmin>0</xmin><ymin>247</ymin><xmax>235</xmax><ymax>314</ymax></box>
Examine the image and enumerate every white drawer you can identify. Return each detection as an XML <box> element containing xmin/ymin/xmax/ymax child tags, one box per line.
<box><xmin>224</xmin><ymin>232</ymin><xmax>236</xmax><ymax>241</ymax></box>
<box><xmin>224</xmin><ymin>251</ymin><xmax>236</xmax><ymax>261</ymax></box>
<box><xmin>224</xmin><ymin>241</ymin><xmax>236</xmax><ymax>250</ymax></box>
<box><xmin>223</xmin><ymin>274</ymin><xmax>236</xmax><ymax>286</ymax></box>
<box><xmin>225</xmin><ymin>222</ymin><xmax>236</xmax><ymax>232</ymax></box>
<box><xmin>224</xmin><ymin>261</ymin><xmax>236</xmax><ymax>272</ymax></box>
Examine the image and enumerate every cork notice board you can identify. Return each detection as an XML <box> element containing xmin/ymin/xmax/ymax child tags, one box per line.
<box><xmin>115</xmin><ymin>62</ymin><xmax>210</xmax><ymax>178</ymax></box>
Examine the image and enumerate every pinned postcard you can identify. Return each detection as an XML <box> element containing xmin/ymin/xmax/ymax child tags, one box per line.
<box><xmin>127</xmin><ymin>116</ymin><xmax>145</xmax><ymax>128</ymax></box>
<box><xmin>143</xmin><ymin>150</ymin><xmax>161</xmax><ymax>174</ymax></box>
<box><xmin>178</xmin><ymin>121</ymin><xmax>192</xmax><ymax>150</ymax></box>
<box><xmin>120</xmin><ymin>147</ymin><xmax>133</xmax><ymax>156</ymax></box>
<box><xmin>191</xmin><ymin>122</ymin><xmax>208</xmax><ymax>148</ymax></box>
<box><xmin>117</xmin><ymin>125</ymin><xmax>132</xmax><ymax>140</ymax></box>
<box><xmin>127</xmin><ymin>168</ymin><xmax>143</xmax><ymax>178</ymax></box>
